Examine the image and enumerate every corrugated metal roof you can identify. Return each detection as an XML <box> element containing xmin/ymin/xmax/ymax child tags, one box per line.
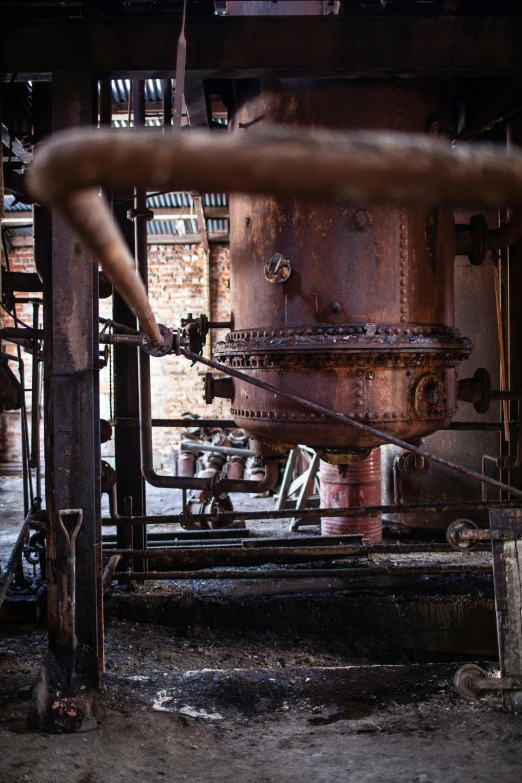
<box><xmin>3</xmin><ymin>194</ymin><xmax>31</xmax><ymax>212</ymax></box>
<box><xmin>110</xmin><ymin>79</ymin><xmax>167</xmax><ymax>104</ymax></box>
<box><xmin>3</xmin><ymin>187</ymin><xmax>228</xmax><ymax>237</ymax></box>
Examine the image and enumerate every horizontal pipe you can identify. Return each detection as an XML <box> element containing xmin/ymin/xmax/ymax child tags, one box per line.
<box><xmin>115</xmin><ymin>418</ymin><xmax>237</xmax><ymax>428</ymax></box>
<box><xmin>447</xmin><ymin>421</ymin><xmax>516</xmax><ymax>431</ymax></box>
<box><xmin>101</xmin><ymin>498</ymin><xmax>522</xmax><ymax>527</ymax></box>
<box><xmin>180</xmin><ymin>440</ymin><xmax>254</xmax><ymax>458</ymax></box>
<box><xmin>117</xmin><ymin>419</ymin><xmax>512</xmax><ymax>432</ymax></box>
<box><xmin>182</xmin><ymin>348</ymin><xmax>522</xmax><ymax>502</ymax></box>
<box><xmin>27</xmin><ymin>128</ymin><xmax>522</xmax><ymax>349</ymax></box>
<box><xmin>99</xmin><ymin>333</ymin><xmax>142</xmax><ymax>345</ymax></box>
<box><xmin>102</xmin><ymin>542</ymin><xmax>485</xmax><ymax>557</ymax></box>
<box><xmin>488</xmin><ymin>210</ymin><xmax>522</xmax><ymax>250</ymax></box>
<box><xmin>111</xmin><ymin>563</ymin><xmax>492</xmax><ymax>583</ymax></box>
<box><xmin>0</xmin><ymin>328</ymin><xmax>43</xmax><ymax>339</ymax></box>
<box><xmin>1</xmin><ymin>329</ymin><xmax>144</xmax><ymax>347</ymax></box>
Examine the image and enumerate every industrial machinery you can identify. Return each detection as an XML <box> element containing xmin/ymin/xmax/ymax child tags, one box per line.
<box><xmin>2</xmin><ymin>0</ymin><xmax>522</xmax><ymax>733</ymax></box>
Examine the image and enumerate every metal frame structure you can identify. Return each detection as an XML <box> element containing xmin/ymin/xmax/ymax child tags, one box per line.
<box><xmin>3</xmin><ymin>1</ymin><xmax>522</xmax><ymax>729</ymax></box>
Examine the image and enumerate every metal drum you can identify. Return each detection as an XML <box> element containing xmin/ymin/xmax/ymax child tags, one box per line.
<box><xmin>320</xmin><ymin>451</ymin><xmax>382</xmax><ymax>543</ymax></box>
<box><xmin>214</xmin><ymin>79</ymin><xmax>472</xmax><ymax>462</ymax></box>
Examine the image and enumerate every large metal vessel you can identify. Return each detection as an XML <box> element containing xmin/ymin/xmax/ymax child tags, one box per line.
<box><xmin>214</xmin><ymin>79</ymin><xmax>472</xmax><ymax>461</ymax></box>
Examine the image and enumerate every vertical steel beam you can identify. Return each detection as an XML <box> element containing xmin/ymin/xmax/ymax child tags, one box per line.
<box><xmin>131</xmin><ymin>80</ymin><xmax>148</xmax><ymax>573</ymax></box>
<box><xmin>44</xmin><ymin>71</ymin><xmax>100</xmax><ymax>662</ymax></box>
<box><xmin>112</xmin><ymin>199</ymin><xmax>145</xmax><ymax>544</ymax></box>
<box><xmin>489</xmin><ymin>508</ymin><xmax>522</xmax><ymax>712</ymax></box>
<box><xmin>111</xmin><ymin>80</ymin><xmax>148</xmax><ymax>571</ymax></box>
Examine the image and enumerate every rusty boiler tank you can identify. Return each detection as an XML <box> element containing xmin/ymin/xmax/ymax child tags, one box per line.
<box><xmin>214</xmin><ymin>79</ymin><xmax>472</xmax><ymax>463</ymax></box>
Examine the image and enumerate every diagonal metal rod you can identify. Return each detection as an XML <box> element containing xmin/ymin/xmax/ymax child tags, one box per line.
<box><xmin>180</xmin><ymin>348</ymin><xmax>522</xmax><ymax>501</ymax></box>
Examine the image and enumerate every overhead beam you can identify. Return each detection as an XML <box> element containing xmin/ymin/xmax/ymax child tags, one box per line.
<box><xmin>1</xmin><ymin>206</ymin><xmax>229</xmax><ymax>224</ymax></box>
<box><xmin>3</xmin><ymin>15</ymin><xmax>522</xmax><ymax>77</ymax></box>
<box><xmin>2</xmin><ymin>124</ymin><xmax>32</xmax><ymax>164</ymax></box>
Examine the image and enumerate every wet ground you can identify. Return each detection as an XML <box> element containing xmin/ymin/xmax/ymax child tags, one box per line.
<box><xmin>2</xmin><ymin>476</ymin><xmax>522</xmax><ymax>782</ymax></box>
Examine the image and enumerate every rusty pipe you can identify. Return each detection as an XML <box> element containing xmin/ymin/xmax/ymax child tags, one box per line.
<box><xmin>26</xmin><ymin>128</ymin><xmax>522</xmax><ymax>349</ymax></box>
<box><xmin>488</xmin><ymin>211</ymin><xmax>522</xmax><ymax>250</ymax></box>
<box><xmin>138</xmin><ymin>348</ymin><xmax>277</xmax><ymax>494</ymax></box>
<box><xmin>0</xmin><ymin>517</ymin><xmax>31</xmax><ymax>611</ymax></box>
<box><xmin>456</xmin><ymin>211</ymin><xmax>522</xmax><ymax>256</ymax></box>
<box><xmin>179</xmin><ymin>440</ymin><xmax>255</xmax><ymax>459</ymax></box>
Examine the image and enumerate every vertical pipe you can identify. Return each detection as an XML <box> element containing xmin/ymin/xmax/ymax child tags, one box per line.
<box><xmin>131</xmin><ymin>80</ymin><xmax>148</xmax><ymax>574</ymax></box>
<box><xmin>508</xmin><ymin>117</ymin><xmax>522</xmax><ymax>493</ymax></box>
<box><xmin>162</xmin><ymin>79</ymin><xmax>173</xmax><ymax>132</ymax></box>
<box><xmin>31</xmin><ymin>302</ymin><xmax>41</xmax><ymax>499</ymax></box>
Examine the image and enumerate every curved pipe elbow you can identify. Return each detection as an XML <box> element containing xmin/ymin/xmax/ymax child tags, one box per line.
<box><xmin>252</xmin><ymin>460</ymin><xmax>279</xmax><ymax>493</ymax></box>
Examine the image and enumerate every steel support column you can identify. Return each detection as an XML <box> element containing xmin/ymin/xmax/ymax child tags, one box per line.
<box><xmin>36</xmin><ymin>71</ymin><xmax>100</xmax><ymax>730</ymax></box>
<box><xmin>131</xmin><ymin>79</ymin><xmax>148</xmax><ymax>572</ymax></box>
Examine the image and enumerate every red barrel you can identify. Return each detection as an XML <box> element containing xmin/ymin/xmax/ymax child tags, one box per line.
<box><xmin>319</xmin><ymin>450</ymin><xmax>382</xmax><ymax>543</ymax></box>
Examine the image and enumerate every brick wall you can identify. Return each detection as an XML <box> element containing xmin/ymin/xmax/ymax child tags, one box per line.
<box><xmin>0</xmin><ymin>246</ymin><xmax>39</xmax><ymax>467</ymax></box>
<box><xmin>3</xmin><ymin>241</ymin><xmax>231</xmax><ymax>473</ymax></box>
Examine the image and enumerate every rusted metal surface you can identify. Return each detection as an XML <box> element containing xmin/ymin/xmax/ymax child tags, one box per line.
<box><xmin>111</xmin><ymin>563</ymin><xmax>492</xmax><ymax>581</ymax></box>
<box><xmin>28</xmin><ymin>509</ymin><xmax>99</xmax><ymax>733</ymax></box>
<box><xmin>37</xmin><ymin>72</ymin><xmax>100</xmax><ymax>732</ymax></box>
<box><xmin>320</xmin><ymin>450</ymin><xmax>382</xmax><ymax>542</ymax></box>
<box><xmin>182</xmin><ymin>348</ymin><xmax>522</xmax><ymax>501</ymax></box>
<box><xmin>489</xmin><ymin>509</ymin><xmax>522</xmax><ymax>712</ymax></box>
<box><xmin>8</xmin><ymin>15</ymin><xmax>522</xmax><ymax>78</ymax></box>
<box><xmin>382</xmin><ymin>215</ymin><xmax>502</xmax><ymax>529</ymax></box>
<box><xmin>138</xmin><ymin>347</ymin><xmax>279</xmax><ymax>494</ymax></box>
<box><xmin>102</xmin><ymin>500</ymin><xmax>522</xmax><ymax>529</ymax></box>
<box><xmin>111</xmin><ymin>198</ymin><xmax>146</xmax><ymax>553</ymax></box>
<box><xmin>220</xmin><ymin>79</ymin><xmax>467</xmax><ymax>453</ymax></box>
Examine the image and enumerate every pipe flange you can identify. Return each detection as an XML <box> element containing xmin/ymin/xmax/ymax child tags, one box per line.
<box><xmin>127</xmin><ymin>207</ymin><xmax>155</xmax><ymax>221</ymax></box>
<box><xmin>140</xmin><ymin>324</ymin><xmax>174</xmax><ymax>357</ymax></box>
<box><xmin>397</xmin><ymin>451</ymin><xmax>429</xmax><ymax>476</ymax></box>
<box><xmin>446</xmin><ymin>518</ymin><xmax>479</xmax><ymax>551</ymax></box>
<box><xmin>457</xmin><ymin>367</ymin><xmax>492</xmax><ymax>414</ymax></box>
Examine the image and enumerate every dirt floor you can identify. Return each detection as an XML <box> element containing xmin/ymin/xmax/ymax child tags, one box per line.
<box><xmin>2</xmin><ymin>476</ymin><xmax>522</xmax><ymax>782</ymax></box>
<box><xmin>1</xmin><ymin>622</ymin><xmax>522</xmax><ymax>783</ymax></box>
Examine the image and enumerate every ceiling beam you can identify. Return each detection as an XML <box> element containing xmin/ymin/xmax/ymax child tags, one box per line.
<box><xmin>1</xmin><ymin>206</ymin><xmax>229</xmax><ymax>223</ymax></box>
<box><xmin>3</xmin><ymin>15</ymin><xmax>522</xmax><ymax>78</ymax></box>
